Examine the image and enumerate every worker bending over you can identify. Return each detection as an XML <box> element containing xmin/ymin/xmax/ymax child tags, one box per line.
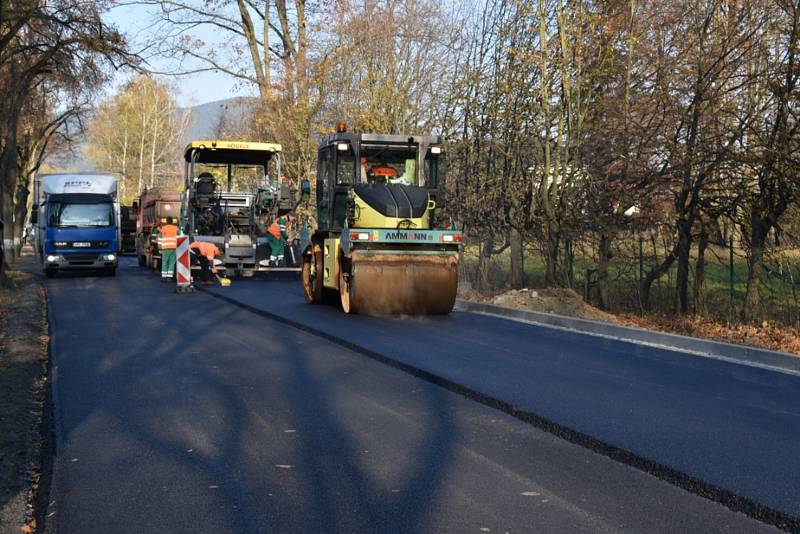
<box><xmin>157</xmin><ymin>217</ymin><xmax>179</xmax><ymax>281</ymax></box>
<box><xmin>189</xmin><ymin>241</ymin><xmax>222</xmax><ymax>284</ymax></box>
<box><xmin>266</xmin><ymin>214</ymin><xmax>294</xmax><ymax>266</ymax></box>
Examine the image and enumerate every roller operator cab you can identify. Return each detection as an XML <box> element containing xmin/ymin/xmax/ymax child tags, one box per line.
<box><xmin>302</xmin><ymin>126</ymin><xmax>462</xmax><ymax>315</ymax></box>
<box><xmin>182</xmin><ymin>140</ymin><xmax>297</xmax><ymax>277</ymax></box>
<box><xmin>34</xmin><ymin>173</ymin><xmax>121</xmax><ymax>277</ymax></box>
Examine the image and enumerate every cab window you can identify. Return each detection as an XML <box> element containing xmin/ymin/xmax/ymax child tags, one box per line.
<box><xmin>359</xmin><ymin>145</ymin><xmax>419</xmax><ymax>185</ymax></box>
<box><xmin>336</xmin><ymin>144</ymin><xmax>355</xmax><ymax>185</ymax></box>
<box><xmin>317</xmin><ymin>147</ymin><xmax>332</xmax><ymax>210</ymax></box>
<box><xmin>425</xmin><ymin>149</ymin><xmax>442</xmax><ymax>189</ymax></box>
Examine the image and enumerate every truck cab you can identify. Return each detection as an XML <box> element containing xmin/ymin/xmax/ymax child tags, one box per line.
<box><xmin>34</xmin><ymin>173</ymin><xmax>121</xmax><ymax>277</ymax></box>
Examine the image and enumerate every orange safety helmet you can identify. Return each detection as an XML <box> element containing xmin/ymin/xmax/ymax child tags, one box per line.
<box><xmin>370</xmin><ymin>165</ymin><xmax>398</xmax><ymax>178</ymax></box>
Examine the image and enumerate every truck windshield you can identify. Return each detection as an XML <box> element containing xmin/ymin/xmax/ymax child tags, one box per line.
<box><xmin>49</xmin><ymin>202</ymin><xmax>114</xmax><ymax>227</ymax></box>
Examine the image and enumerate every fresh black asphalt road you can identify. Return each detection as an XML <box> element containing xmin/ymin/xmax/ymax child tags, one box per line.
<box><xmin>203</xmin><ymin>277</ymin><xmax>800</xmax><ymax>523</ymax></box>
<box><xmin>43</xmin><ymin>258</ymin><xmax>782</xmax><ymax>533</ymax></box>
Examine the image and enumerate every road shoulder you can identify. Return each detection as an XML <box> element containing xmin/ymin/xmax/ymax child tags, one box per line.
<box><xmin>0</xmin><ymin>256</ymin><xmax>49</xmax><ymax>534</ymax></box>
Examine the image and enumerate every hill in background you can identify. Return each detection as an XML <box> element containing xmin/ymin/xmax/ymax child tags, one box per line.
<box><xmin>180</xmin><ymin>97</ymin><xmax>256</xmax><ymax>147</ymax></box>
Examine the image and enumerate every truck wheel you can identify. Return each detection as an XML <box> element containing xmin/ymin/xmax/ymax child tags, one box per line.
<box><xmin>44</xmin><ymin>268</ymin><xmax>55</xmax><ymax>278</ymax></box>
<box><xmin>106</xmin><ymin>267</ymin><xmax>116</xmax><ymax>277</ymax></box>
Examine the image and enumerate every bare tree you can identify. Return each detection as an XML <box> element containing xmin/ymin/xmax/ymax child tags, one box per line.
<box><xmin>739</xmin><ymin>0</ymin><xmax>800</xmax><ymax>322</ymax></box>
<box><xmin>633</xmin><ymin>0</ymin><xmax>761</xmax><ymax>312</ymax></box>
<box><xmin>0</xmin><ymin>0</ymin><xmax>131</xmax><ymax>280</ymax></box>
<box><xmin>85</xmin><ymin>75</ymin><xmax>189</xmax><ymax>203</ymax></box>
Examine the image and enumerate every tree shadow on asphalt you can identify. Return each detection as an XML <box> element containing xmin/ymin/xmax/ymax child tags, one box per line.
<box><xmin>45</xmin><ymin>266</ymin><xmax>459</xmax><ymax>533</ymax></box>
<box><xmin>274</xmin><ymin>328</ymin><xmax>457</xmax><ymax>533</ymax></box>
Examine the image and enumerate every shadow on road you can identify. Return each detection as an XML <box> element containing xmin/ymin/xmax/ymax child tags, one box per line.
<box><xmin>43</xmin><ymin>261</ymin><xmax>460</xmax><ymax>533</ymax></box>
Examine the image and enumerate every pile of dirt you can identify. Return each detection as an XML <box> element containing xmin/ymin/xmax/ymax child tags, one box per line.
<box><xmin>0</xmin><ymin>265</ymin><xmax>48</xmax><ymax>534</ymax></box>
<box><xmin>481</xmin><ymin>287</ymin><xmax>617</xmax><ymax>322</ymax></box>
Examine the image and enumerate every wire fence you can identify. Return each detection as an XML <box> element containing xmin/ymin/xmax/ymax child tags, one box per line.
<box><xmin>460</xmin><ymin>236</ymin><xmax>800</xmax><ymax>328</ymax></box>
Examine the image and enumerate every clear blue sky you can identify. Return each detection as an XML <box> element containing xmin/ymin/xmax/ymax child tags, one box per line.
<box><xmin>103</xmin><ymin>3</ymin><xmax>257</xmax><ymax>107</ymax></box>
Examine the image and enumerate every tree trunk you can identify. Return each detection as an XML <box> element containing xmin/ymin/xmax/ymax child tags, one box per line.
<box><xmin>1</xmin><ymin>192</ymin><xmax>15</xmax><ymax>265</ymax></box>
<box><xmin>0</xmin><ymin>113</ymin><xmax>20</xmax><ymax>267</ymax></box>
<box><xmin>509</xmin><ymin>228</ymin><xmax>524</xmax><ymax>288</ymax></box>
<box><xmin>675</xmin><ymin>219</ymin><xmax>692</xmax><ymax>314</ymax></box>
<box><xmin>150</xmin><ymin>112</ymin><xmax>157</xmax><ymax>188</ymax></box>
<box><xmin>122</xmin><ymin>128</ymin><xmax>128</xmax><ymax>176</ymax></box>
<box><xmin>477</xmin><ymin>236</ymin><xmax>494</xmax><ymax>291</ymax></box>
<box><xmin>138</xmin><ymin>114</ymin><xmax>146</xmax><ymax>193</ymax></box>
<box><xmin>693</xmin><ymin>222</ymin><xmax>708</xmax><ymax>315</ymax></box>
<box><xmin>13</xmin><ymin>184</ymin><xmax>29</xmax><ymax>256</ymax></box>
<box><xmin>597</xmin><ymin>233</ymin><xmax>612</xmax><ymax>310</ymax></box>
<box><xmin>544</xmin><ymin>226</ymin><xmax>560</xmax><ymax>287</ymax></box>
<box><xmin>743</xmin><ymin>212</ymin><xmax>770</xmax><ymax>323</ymax></box>
<box><xmin>641</xmin><ymin>243</ymin><xmax>678</xmax><ymax>312</ymax></box>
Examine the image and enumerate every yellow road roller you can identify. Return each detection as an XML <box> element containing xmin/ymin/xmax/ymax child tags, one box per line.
<box><xmin>301</xmin><ymin>125</ymin><xmax>462</xmax><ymax>314</ymax></box>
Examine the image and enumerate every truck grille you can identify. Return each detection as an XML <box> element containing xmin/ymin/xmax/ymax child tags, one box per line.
<box><xmin>60</xmin><ymin>241</ymin><xmax>110</xmax><ymax>248</ymax></box>
<box><xmin>65</xmin><ymin>254</ymin><xmax>99</xmax><ymax>264</ymax></box>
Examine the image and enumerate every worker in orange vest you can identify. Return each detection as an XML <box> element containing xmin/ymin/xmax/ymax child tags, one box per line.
<box><xmin>189</xmin><ymin>241</ymin><xmax>222</xmax><ymax>284</ymax></box>
<box><xmin>266</xmin><ymin>213</ymin><xmax>295</xmax><ymax>266</ymax></box>
<box><xmin>157</xmin><ymin>216</ymin><xmax>179</xmax><ymax>281</ymax></box>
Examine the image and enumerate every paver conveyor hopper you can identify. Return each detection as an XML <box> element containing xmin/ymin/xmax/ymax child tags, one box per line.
<box><xmin>301</xmin><ymin>124</ymin><xmax>462</xmax><ymax>314</ymax></box>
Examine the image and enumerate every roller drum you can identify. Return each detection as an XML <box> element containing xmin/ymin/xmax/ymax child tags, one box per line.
<box><xmin>345</xmin><ymin>252</ymin><xmax>459</xmax><ymax>315</ymax></box>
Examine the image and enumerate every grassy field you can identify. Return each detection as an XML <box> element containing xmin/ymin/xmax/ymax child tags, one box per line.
<box><xmin>460</xmin><ymin>242</ymin><xmax>800</xmax><ymax>327</ymax></box>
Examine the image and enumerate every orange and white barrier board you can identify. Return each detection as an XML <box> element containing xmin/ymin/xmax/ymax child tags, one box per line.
<box><xmin>175</xmin><ymin>235</ymin><xmax>194</xmax><ymax>293</ymax></box>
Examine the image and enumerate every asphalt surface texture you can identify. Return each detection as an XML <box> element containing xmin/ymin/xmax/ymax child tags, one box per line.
<box><xmin>202</xmin><ymin>276</ymin><xmax>800</xmax><ymax>526</ymax></box>
<box><xmin>41</xmin><ymin>258</ymin><xmax>786</xmax><ymax>533</ymax></box>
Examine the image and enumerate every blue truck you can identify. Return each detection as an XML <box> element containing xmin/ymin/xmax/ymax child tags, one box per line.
<box><xmin>34</xmin><ymin>173</ymin><xmax>121</xmax><ymax>277</ymax></box>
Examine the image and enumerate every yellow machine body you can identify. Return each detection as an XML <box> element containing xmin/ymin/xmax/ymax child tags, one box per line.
<box><xmin>323</xmin><ymin>237</ymin><xmax>341</xmax><ymax>288</ymax></box>
<box><xmin>351</xmin><ymin>193</ymin><xmax>433</xmax><ymax>230</ymax></box>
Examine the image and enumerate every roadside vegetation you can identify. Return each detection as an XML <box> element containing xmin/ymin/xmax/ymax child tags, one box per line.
<box><xmin>460</xmin><ymin>244</ymin><xmax>800</xmax><ymax>355</ymax></box>
<box><xmin>462</xmin><ymin>239</ymin><xmax>800</xmax><ymax>327</ymax></box>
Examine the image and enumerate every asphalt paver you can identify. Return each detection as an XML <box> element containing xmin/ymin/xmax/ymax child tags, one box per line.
<box><xmin>43</xmin><ymin>261</ymin><xmax>781</xmax><ymax>532</ymax></box>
